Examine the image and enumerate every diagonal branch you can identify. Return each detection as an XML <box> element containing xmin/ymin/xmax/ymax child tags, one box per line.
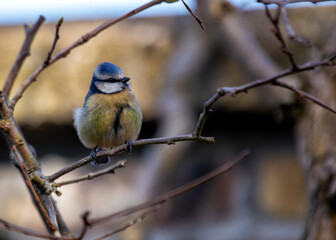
<box><xmin>3</xmin><ymin>15</ymin><xmax>45</xmax><ymax>97</ymax></box>
<box><xmin>258</xmin><ymin>0</ymin><xmax>334</xmax><ymax>5</ymax></box>
<box><xmin>273</xmin><ymin>80</ymin><xmax>336</xmax><ymax>114</ymax></box>
<box><xmin>53</xmin><ymin>160</ymin><xmax>127</xmax><ymax>187</ymax></box>
<box><xmin>9</xmin><ymin>0</ymin><xmax>171</xmax><ymax>109</ymax></box>
<box><xmin>12</xmin><ymin>146</ymin><xmax>57</xmax><ymax>233</ymax></box>
<box><xmin>47</xmin><ymin>134</ymin><xmax>214</xmax><ymax>182</ymax></box>
<box><xmin>44</xmin><ymin>18</ymin><xmax>64</xmax><ymax>67</ymax></box>
<box><xmin>93</xmin><ymin>206</ymin><xmax>161</xmax><ymax>240</ymax></box>
<box><xmin>0</xmin><ymin>219</ymin><xmax>72</xmax><ymax>240</ymax></box>
<box><xmin>88</xmin><ymin>149</ymin><xmax>250</xmax><ymax>226</ymax></box>
<box><xmin>181</xmin><ymin>0</ymin><xmax>205</xmax><ymax>30</ymax></box>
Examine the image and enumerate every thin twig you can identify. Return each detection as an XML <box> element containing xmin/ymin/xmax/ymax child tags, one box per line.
<box><xmin>258</xmin><ymin>0</ymin><xmax>333</xmax><ymax>5</ymax></box>
<box><xmin>280</xmin><ymin>6</ymin><xmax>310</xmax><ymax>47</ymax></box>
<box><xmin>44</xmin><ymin>18</ymin><xmax>63</xmax><ymax>67</ymax></box>
<box><xmin>9</xmin><ymin>0</ymin><xmax>169</xmax><ymax>109</ymax></box>
<box><xmin>273</xmin><ymin>80</ymin><xmax>336</xmax><ymax>114</ymax></box>
<box><xmin>93</xmin><ymin>206</ymin><xmax>161</xmax><ymax>240</ymax></box>
<box><xmin>47</xmin><ymin>134</ymin><xmax>214</xmax><ymax>182</ymax></box>
<box><xmin>219</xmin><ymin>53</ymin><xmax>336</xmax><ymax>96</ymax></box>
<box><xmin>12</xmin><ymin>146</ymin><xmax>57</xmax><ymax>232</ymax></box>
<box><xmin>3</xmin><ymin>15</ymin><xmax>45</xmax><ymax>97</ymax></box>
<box><xmin>0</xmin><ymin>219</ymin><xmax>74</xmax><ymax>240</ymax></box>
<box><xmin>77</xmin><ymin>211</ymin><xmax>91</xmax><ymax>240</ymax></box>
<box><xmin>181</xmin><ymin>0</ymin><xmax>205</xmax><ymax>30</ymax></box>
<box><xmin>265</xmin><ymin>5</ymin><xmax>299</xmax><ymax>69</ymax></box>
<box><xmin>74</xmin><ymin>149</ymin><xmax>249</xmax><ymax>239</ymax></box>
<box><xmin>54</xmin><ymin>160</ymin><xmax>127</xmax><ymax>187</ymax></box>
<box><xmin>193</xmin><ymin>92</ymin><xmax>221</xmax><ymax>137</ymax></box>
<box><xmin>88</xmin><ymin>148</ymin><xmax>250</xmax><ymax>226</ymax></box>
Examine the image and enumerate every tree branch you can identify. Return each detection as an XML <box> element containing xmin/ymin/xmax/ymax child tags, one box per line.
<box><xmin>1</xmin><ymin>149</ymin><xmax>249</xmax><ymax>240</ymax></box>
<box><xmin>12</xmin><ymin>146</ymin><xmax>57</xmax><ymax>233</ymax></box>
<box><xmin>80</xmin><ymin>149</ymin><xmax>250</xmax><ymax>238</ymax></box>
<box><xmin>44</xmin><ymin>18</ymin><xmax>63</xmax><ymax>67</ymax></box>
<box><xmin>0</xmin><ymin>219</ymin><xmax>72</xmax><ymax>240</ymax></box>
<box><xmin>9</xmin><ymin>0</ymin><xmax>170</xmax><ymax>109</ymax></box>
<box><xmin>273</xmin><ymin>80</ymin><xmax>336</xmax><ymax>114</ymax></box>
<box><xmin>258</xmin><ymin>0</ymin><xmax>334</xmax><ymax>5</ymax></box>
<box><xmin>265</xmin><ymin>5</ymin><xmax>299</xmax><ymax>69</ymax></box>
<box><xmin>219</xmin><ymin>53</ymin><xmax>336</xmax><ymax>96</ymax></box>
<box><xmin>53</xmin><ymin>160</ymin><xmax>127</xmax><ymax>187</ymax></box>
<box><xmin>93</xmin><ymin>206</ymin><xmax>161</xmax><ymax>240</ymax></box>
<box><xmin>280</xmin><ymin>6</ymin><xmax>310</xmax><ymax>46</ymax></box>
<box><xmin>3</xmin><ymin>15</ymin><xmax>45</xmax><ymax>97</ymax></box>
<box><xmin>47</xmin><ymin>134</ymin><xmax>214</xmax><ymax>182</ymax></box>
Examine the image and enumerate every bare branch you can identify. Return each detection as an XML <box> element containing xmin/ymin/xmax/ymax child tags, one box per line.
<box><xmin>265</xmin><ymin>5</ymin><xmax>299</xmax><ymax>69</ymax></box>
<box><xmin>44</xmin><ymin>18</ymin><xmax>64</xmax><ymax>67</ymax></box>
<box><xmin>181</xmin><ymin>0</ymin><xmax>205</xmax><ymax>30</ymax></box>
<box><xmin>3</xmin><ymin>15</ymin><xmax>45</xmax><ymax>97</ymax></box>
<box><xmin>88</xmin><ymin>148</ymin><xmax>250</xmax><ymax>226</ymax></box>
<box><xmin>258</xmin><ymin>0</ymin><xmax>334</xmax><ymax>5</ymax></box>
<box><xmin>220</xmin><ymin>53</ymin><xmax>336</xmax><ymax>96</ymax></box>
<box><xmin>9</xmin><ymin>0</ymin><xmax>169</xmax><ymax>109</ymax></box>
<box><xmin>71</xmin><ymin>149</ymin><xmax>249</xmax><ymax>239</ymax></box>
<box><xmin>77</xmin><ymin>211</ymin><xmax>91</xmax><ymax>240</ymax></box>
<box><xmin>47</xmin><ymin>134</ymin><xmax>214</xmax><ymax>182</ymax></box>
<box><xmin>12</xmin><ymin>146</ymin><xmax>57</xmax><ymax>232</ymax></box>
<box><xmin>53</xmin><ymin>160</ymin><xmax>127</xmax><ymax>187</ymax></box>
<box><xmin>273</xmin><ymin>80</ymin><xmax>336</xmax><ymax>114</ymax></box>
<box><xmin>0</xmin><ymin>219</ymin><xmax>73</xmax><ymax>240</ymax></box>
<box><xmin>193</xmin><ymin>92</ymin><xmax>221</xmax><ymax>138</ymax></box>
<box><xmin>280</xmin><ymin>6</ymin><xmax>310</xmax><ymax>47</ymax></box>
<box><xmin>93</xmin><ymin>206</ymin><xmax>160</xmax><ymax>240</ymax></box>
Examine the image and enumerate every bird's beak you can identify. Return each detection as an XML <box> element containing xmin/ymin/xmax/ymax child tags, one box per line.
<box><xmin>122</xmin><ymin>77</ymin><xmax>130</xmax><ymax>83</ymax></box>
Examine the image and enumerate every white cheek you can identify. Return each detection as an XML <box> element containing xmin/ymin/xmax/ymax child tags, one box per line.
<box><xmin>94</xmin><ymin>82</ymin><xmax>123</xmax><ymax>93</ymax></box>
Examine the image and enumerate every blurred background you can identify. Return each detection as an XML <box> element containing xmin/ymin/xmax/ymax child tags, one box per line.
<box><xmin>0</xmin><ymin>0</ymin><xmax>336</xmax><ymax>240</ymax></box>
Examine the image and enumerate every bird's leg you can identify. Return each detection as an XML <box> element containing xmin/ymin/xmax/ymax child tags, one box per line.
<box><xmin>126</xmin><ymin>140</ymin><xmax>133</xmax><ymax>155</ymax></box>
<box><xmin>90</xmin><ymin>147</ymin><xmax>99</xmax><ymax>165</ymax></box>
<box><xmin>90</xmin><ymin>147</ymin><xmax>111</xmax><ymax>165</ymax></box>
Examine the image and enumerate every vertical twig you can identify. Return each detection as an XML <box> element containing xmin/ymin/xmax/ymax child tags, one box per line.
<box><xmin>3</xmin><ymin>15</ymin><xmax>45</xmax><ymax>96</ymax></box>
<box><xmin>265</xmin><ymin>5</ymin><xmax>299</xmax><ymax>70</ymax></box>
<box><xmin>280</xmin><ymin>6</ymin><xmax>310</xmax><ymax>46</ymax></box>
<box><xmin>44</xmin><ymin>17</ymin><xmax>63</xmax><ymax>67</ymax></box>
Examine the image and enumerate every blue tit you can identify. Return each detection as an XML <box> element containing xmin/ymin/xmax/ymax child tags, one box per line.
<box><xmin>73</xmin><ymin>62</ymin><xmax>142</xmax><ymax>165</ymax></box>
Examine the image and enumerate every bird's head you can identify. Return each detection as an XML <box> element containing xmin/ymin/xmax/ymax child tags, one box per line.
<box><xmin>90</xmin><ymin>62</ymin><xmax>130</xmax><ymax>94</ymax></box>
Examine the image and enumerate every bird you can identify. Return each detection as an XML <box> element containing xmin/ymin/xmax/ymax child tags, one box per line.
<box><xmin>73</xmin><ymin>62</ymin><xmax>142</xmax><ymax>165</ymax></box>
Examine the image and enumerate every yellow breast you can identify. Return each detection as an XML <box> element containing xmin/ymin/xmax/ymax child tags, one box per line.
<box><xmin>74</xmin><ymin>90</ymin><xmax>142</xmax><ymax>149</ymax></box>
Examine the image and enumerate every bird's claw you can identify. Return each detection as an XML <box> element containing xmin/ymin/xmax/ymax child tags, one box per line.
<box><xmin>90</xmin><ymin>147</ymin><xmax>111</xmax><ymax>165</ymax></box>
<box><xmin>126</xmin><ymin>140</ymin><xmax>133</xmax><ymax>155</ymax></box>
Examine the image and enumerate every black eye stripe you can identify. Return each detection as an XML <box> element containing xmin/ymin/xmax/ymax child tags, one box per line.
<box><xmin>96</xmin><ymin>77</ymin><xmax>130</xmax><ymax>83</ymax></box>
<box><xmin>96</xmin><ymin>78</ymin><xmax>120</xmax><ymax>83</ymax></box>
